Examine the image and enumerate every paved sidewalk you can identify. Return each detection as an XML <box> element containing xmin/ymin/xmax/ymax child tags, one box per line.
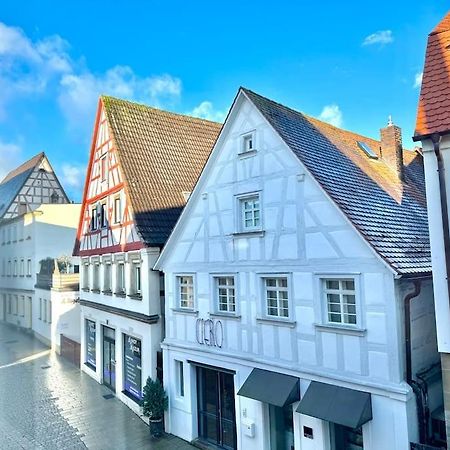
<box><xmin>0</xmin><ymin>322</ymin><xmax>193</xmax><ymax>450</ymax></box>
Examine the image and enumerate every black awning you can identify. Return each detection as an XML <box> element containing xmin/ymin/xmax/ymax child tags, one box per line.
<box><xmin>237</xmin><ymin>368</ymin><xmax>300</xmax><ymax>407</ymax></box>
<box><xmin>296</xmin><ymin>381</ymin><xmax>372</xmax><ymax>429</ymax></box>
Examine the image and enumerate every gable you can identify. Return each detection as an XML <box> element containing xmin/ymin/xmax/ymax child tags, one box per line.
<box><xmin>156</xmin><ymin>94</ymin><xmax>381</xmax><ymax>271</ymax></box>
<box><xmin>74</xmin><ymin>101</ymin><xmax>143</xmax><ymax>256</ymax></box>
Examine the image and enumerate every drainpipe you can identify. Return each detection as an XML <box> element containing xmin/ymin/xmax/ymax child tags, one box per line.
<box><xmin>432</xmin><ymin>133</ymin><xmax>450</xmax><ymax>303</ymax></box>
<box><xmin>404</xmin><ymin>280</ymin><xmax>428</xmax><ymax>443</ymax></box>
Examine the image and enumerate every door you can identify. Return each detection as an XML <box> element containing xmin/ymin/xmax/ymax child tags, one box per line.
<box><xmin>102</xmin><ymin>326</ymin><xmax>116</xmax><ymax>391</ymax></box>
<box><xmin>269</xmin><ymin>404</ymin><xmax>294</xmax><ymax>450</ymax></box>
<box><xmin>331</xmin><ymin>424</ymin><xmax>363</xmax><ymax>450</ymax></box>
<box><xmin>197</xmin><ymin>366</ymin><xmax>237</xmax><ymax>449</ymax></box>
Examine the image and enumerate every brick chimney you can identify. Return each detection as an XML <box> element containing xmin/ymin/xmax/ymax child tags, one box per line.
<box><xmin>380</xmin><ymin>116</ymin><xmax>404</xmax><ymax>180</ymax></box>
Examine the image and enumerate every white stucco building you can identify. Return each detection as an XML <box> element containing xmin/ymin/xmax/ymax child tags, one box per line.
<box><xmin>75</xmin><ymin>96</ymin><xmax>221</xmax><ymax>415</ymax></box>
<box><xmin>155</xmin><ymin>88</ymin><xmax>443</xmax><ymax>449</ymax></box>
<box><xmin>413</xmin><ymin>12</ymin><xmax>450</xmax><ymax>447</ymax></box>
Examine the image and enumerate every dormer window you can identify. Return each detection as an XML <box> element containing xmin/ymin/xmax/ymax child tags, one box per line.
<box><xmin>240</xmin><ymin>131</ymin><xmax>256</xmax><ymax>155</ymax></box>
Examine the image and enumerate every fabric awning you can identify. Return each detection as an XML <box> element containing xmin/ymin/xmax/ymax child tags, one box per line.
<box><xmin>237</xmin><ymin>368</ymin><xmax>300</xmax><ymax>407</ymax></box>
<box><xmin>296</xmin><ymin>381</ymin><xmax>372</xmax><ymax>429</ymax></box>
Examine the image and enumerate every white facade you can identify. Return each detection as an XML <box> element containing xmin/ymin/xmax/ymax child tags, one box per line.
<box><xmin>0</xmin><ymin>204</ymin><xmax>81</xmax><ymax>348</ymax></box>
<box><xmin>156</xmin><ymin>93</ymin><xmax>440</xmax><ymax>449</ymax></box>
<box><xmin>79</xmin><ymin>247</ymin><xmax>162</xmax><ymax>415</ymax></box>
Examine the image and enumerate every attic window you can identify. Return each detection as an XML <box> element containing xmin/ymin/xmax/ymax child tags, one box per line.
<box><xmin>240</xmin><ymin>131</ymin><xmax>256</xmax><ymax>155</ymax></box>
<box><xmin>357</xmin><ymin>141</ymin><xmax>378</xmax><ymax>160</ymax></box>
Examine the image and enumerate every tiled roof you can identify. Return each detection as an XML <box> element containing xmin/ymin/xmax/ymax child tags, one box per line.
<box><xmin>243</xmin><ymin>88</ymin><xmax>430</xmax><ymax>275</ymax></box>
<box><xmin>102</xmin><ymin>96</ymin><xmax>222</xmax><ymax>246</ymax></box>
<box><xmin>0</xmin><ymin>152</ymin><xmax>45</xmax><ymax>219</ymax></box>
<box><xmin>415</xmin><ymin>12</ymin><xmax>450</xmax><ymax>138</ymax></box>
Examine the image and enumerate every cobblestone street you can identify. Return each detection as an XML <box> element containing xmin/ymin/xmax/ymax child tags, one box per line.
<box><xmin>0</xmin><ymin>323</ymin><xmax>193</xmax><ymax>450</ymax></box>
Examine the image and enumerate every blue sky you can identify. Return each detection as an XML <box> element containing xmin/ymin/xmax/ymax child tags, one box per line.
<box><xmin>0</xmin><ymin>1</ymin><xmax>448</xmax><ymax>201</ymax></box>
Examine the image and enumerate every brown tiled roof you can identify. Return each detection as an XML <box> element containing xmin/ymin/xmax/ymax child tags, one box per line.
<box><xmin>415</xmin><ymin>12</ymin><xmax>450</xmax><ymax>138</ymax></box>
<box><xmin>244</xmin><ymin>88</ymin><xmax>430</xmax><ymax>275</ymax></box>
<box><xmin>102</xmin><ymin>96</ymin><xmax>222</xmax><ymax>246</ymax></box>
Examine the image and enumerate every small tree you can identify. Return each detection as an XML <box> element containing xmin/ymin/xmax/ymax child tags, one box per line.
<box><xmin>142</xmin><ymin>377</ymin><xmax>168</xmax><ymax>420</ymax></box>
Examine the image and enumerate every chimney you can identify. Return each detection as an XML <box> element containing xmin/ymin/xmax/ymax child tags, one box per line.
<box><xmin>380</xmin><ymin>116</ymin><xmax>404</xmax><ymax>180</ymax></box>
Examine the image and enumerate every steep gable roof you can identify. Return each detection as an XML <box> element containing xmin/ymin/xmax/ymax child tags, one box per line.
<box><xmin>242</xmin><ymin>88</ymin><xmax>430</xmax><ymax>275</ymax></box>
<box><xmin>414</xmin><ymin>12</ymin><xmax>450</xmax><ymax>138</ymax></box>
<box><xmin>0</xmin><ymin>152</ymin><xmax>45</xmax><ymax>219</ymax></box>
<box><xmin>101</xmin><ymin>96</ymin><xmax>222</xmax><ymax>246</ymax></box>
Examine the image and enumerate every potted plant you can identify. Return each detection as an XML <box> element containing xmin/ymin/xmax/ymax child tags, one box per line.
<box><xmin>141</xmin><ymin>376</ymin><xmax>168</xmax><ymax>438</ymax></box>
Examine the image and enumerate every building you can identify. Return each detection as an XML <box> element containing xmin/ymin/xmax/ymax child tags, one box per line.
<box><xmin>155</xmin><ymin>88</ymin><xmax>444</xmax><ymax>449</ymax></box>
<box><xmin>74</xmin><ymin>96</ymin><xmax>221</xmax><ymax>414</ymax></box>
<box><xmin>0</xmin><ymin>200</ymin><xmax>81</xmax><ymax>349</ymax></box>
<box><xmin>413</xmin><ymin>11</ymin><xmax>450</xmax><ymax>446</ymax></box>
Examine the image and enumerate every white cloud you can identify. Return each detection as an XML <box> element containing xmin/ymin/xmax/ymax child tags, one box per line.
<box><xmin>0</xmin><ymin>22</ymin><xmax>72</xmax><ymax>118</ymax></box>
<box><xmin>61</xmin><ymin>163</ymin><xmax>85</xmax><ymax>190</ymax></box>
<box><xmin>362</xmin><ymin>30</ymin><xmax>394</xmax><ymax>46</ymax></box>
<box><xmin>0</xmin><ymin>139</ymin><xmax>22</xmax><ymax>181</ymax></box>
<box><xmin>414</xmin><ymin>72</ymin><xmax>423</xmax><ymax>89</ymax></box>
<box><xmin>187</xmin><ymin>101</ymin><xmax>226</xmax><ymax>122</ymax></box>
<box><xmin>318</xmin><ymin>104</ymin><xmax>343</xmax><ymax>128</ymax></box>
<box><xmin>58</xmin><ymin>67</ymin><xmax>182</xmax><ymax>130</ymax></box>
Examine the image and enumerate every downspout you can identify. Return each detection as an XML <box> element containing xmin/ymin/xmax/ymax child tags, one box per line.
<box><xmin>404</xmin><ymin>280</ymin><xmax>428</xmax><ymax>443</ymax></box>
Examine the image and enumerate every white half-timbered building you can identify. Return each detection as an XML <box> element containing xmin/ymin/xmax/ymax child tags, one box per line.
<box><xmin>155</xmin><ymin>88</ymin><xmax>443</xmax><ymax>450</ymax></box>
<box><xmin>74</xmin><ymin>96</ymin><xmax>221</xmax><ymax>414</ymax></box>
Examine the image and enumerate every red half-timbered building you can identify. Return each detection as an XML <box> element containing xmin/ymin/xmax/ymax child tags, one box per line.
<box><xmin>75</xmin><ymin>96</ymin><xmax>221</xmax><ymax>413</ymax></box>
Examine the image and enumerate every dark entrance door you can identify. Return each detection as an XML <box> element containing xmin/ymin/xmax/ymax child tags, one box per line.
<box><xmin>197</xmin><ymin>366</ymin><xmax>237</xmax><ymax>449</ymax></box>
<box><xmin>269</xmin><ymin>404</ymin><xmax>294</xmax><ymax>450</ymax></box>
<box><xmin>102</xmin><ymin>326</ymin><xmax>116</xmax><ymax>391</ymax></box>
<box><xmin>332</xmin><ymin>424</ymin><xmax>363</xmax><ymax>450</ymax></box>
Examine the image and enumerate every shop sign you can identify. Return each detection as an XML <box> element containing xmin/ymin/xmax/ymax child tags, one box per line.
<box><xmin>196</xmin><ymin>318</ymin><xmax>223</xmax><ymax>348</ymax></box>
<box><xmin>123</xmin><ymin>335</ymin><xmax>142</xmax><ymax>400</ymax></box>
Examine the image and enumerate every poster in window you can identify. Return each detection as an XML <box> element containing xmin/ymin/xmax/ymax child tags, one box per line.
<box><xmin>123</xmin><ymin>334</ymin><xmax>142</xmax><ymax>400</ymax></box>
<box><xmin>86</xmin><ymin>320</ymin><xmax>96</xmax><ymax>368</ymax></box>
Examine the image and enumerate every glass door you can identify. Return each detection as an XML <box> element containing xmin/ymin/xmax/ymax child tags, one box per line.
<box><xmin>331</xmin><ymin>424</ymin><xmax>363</xmax><ymax>450</ymax></box>
<box><xmin>197</xmin><ymin>366</ymin><xmax>237</xmax><ymax>449</ymax></box>
<box><xmin>102</xmin><ymin>326</ymin><xmax>116</xmax><ymax>391</ymax></box>
<box><xmin>269</xmin><ymin>404</ymin><xmax>294</xmax><ymax>450</ymax></box>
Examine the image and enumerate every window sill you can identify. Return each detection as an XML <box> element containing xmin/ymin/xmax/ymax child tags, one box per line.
<box><xmin>256</xmin><ymin>317</ymin><xmax>296</xmax><ymax>328</ymax></box>
<box><xmin>314</xmin><ymin>323</ymin><xmax>366</xmax><ymax>336</ymax></box>
<box><xmin>237</xmin><ymin>149</ymin><xmax>257</xmax><ymax>158</ymax></box>
<box><xmin>232</xmin><ymin>230</ymin><xmax>265</xmax><ymax>238</ymax></box>
<box><xmin>81</xmin><ymin>288</ymin><xmax>90</xmax><ymax>292</ymax></box>
<box><xmin>84</xmin><ymin>362</ymin><xmax>96</xmax><ymax>372</ymax></box>
<box><xmin>91</xmin><ymin>289</ymin><xmax>101</xmax><ymax>294</ymax></box>
<box><xmin>209</xmin><ymin>312</ymin><xmax>241</xmax><ymax>320</ymax></box>
<box><xmin>171</xmin><ymin>308</ymin><xmax>199</xmax><ymax>316</ymax></box>
<box><xmin>102</xmin><ymin>290</ymin><xmax>112</xmax><ymax>296</ymax></box>
<box><xmin>127</xmin><ymin>294</ymin><xmax>142</xmax><ymax>301</ymax></box>
<box><xmin>114</xmin><ymin>292</ymin><xmax>126</xmax><ymax>298</ymax></box>
<box><xmin>122</xmin><ymin>390</ymin><xmax>141</xmax><ymax>404</ymax></box>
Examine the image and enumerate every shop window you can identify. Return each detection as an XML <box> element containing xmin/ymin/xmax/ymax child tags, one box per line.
<box><xmin>85</xmin><ymin>319</ymin><xmax>96</xmax><ymax>370</ymax></box>
<box><xmin>123</xmin><ymin>334</ymin><xmax>142</xmax><ymax>401</ymax></box>
<box><xmin>331</xmin><ymin>424</ymin><xmax>363</xmax><ymax>450</ymax></box>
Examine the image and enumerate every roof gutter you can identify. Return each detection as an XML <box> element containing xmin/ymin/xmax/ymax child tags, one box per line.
<box><xmin>431</xmin><ymin>134</ymin><xmax>450</xmax><ymax>306</ymax></box>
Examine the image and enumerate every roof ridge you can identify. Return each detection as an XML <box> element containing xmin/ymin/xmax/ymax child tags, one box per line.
<box><xmin>0</xmin><ymin>151</ymin><xmax>45</xmax><ymax>184</ymax></box>
<box><xmin>100</xmin><ymin>95</ymin><xmax>223</xmax><ymax>126</ymax></box>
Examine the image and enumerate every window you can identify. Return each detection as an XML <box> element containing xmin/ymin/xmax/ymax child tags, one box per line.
<box><xmin>103</xmin><ymin>263</ymin><xmax>112</xmax><ymax>292</ymax></box>
<box><xmin>241</xmin><ymin>132</ymin><xmax>255</xmax><ymax>154</ymax></box>
<box><xmin>101</xmin><ymin>156</ymin><xmax>107</xmax><ymax>181</ymax></box>
<box><xmin>91</xmin><ymin>207</ymin><xmax>98</xmax><ymax>231</ymax></box>
<box><xmin>178</xmin><ymin>276</ymin><xmax>194</xmax><ymax>309</ymax></box>
<box><xmin>215</xmin><ymin>276</ymin><xmax>236</xmax><ymax>313</ymax></box>
<box><xmin>92</xmin><ymin>263</ymin><xmax>100</xmax><ymax>291</ymax></box>
<box><xmin>20</xmin><ymin>296</ymin><xmax>24</xmax><ymax>317</ymax></box>
<box><xmin>85</xmin><ymin>320</ymin><xmax>96</xmax><ymax>369</ymax></box>
<box><xmin>132</xmin><ymin>263</ymin><xmax>141</xmax><ymax>295</ymax></box>
<box><xmin>13</xmin><ymin>259</ymin><xmax>17</xmax><ymax>277</ymax></box>
<box><xmin>264</xmin><ymin>277</ymin><xmax>289</xmax><ymax>318</ymax></box>
<box><xmin>48</xmin><ymin>301</ymin><xmax>52</xmax><ymax>324</ymax></box>
<box><xmin>20</xmin><ymin>259</ymin><xmax>24</xmax><ymax>277</ymax></box>
<box><xmin>323</xmin><ymin>279</ymin><xmax>357</xmax><ymax>325</ymax></box>
<box><xmin>14</xmin><ymin>296</ymin><xmax>18</xmax><ymax>315</ymax></box>
<box><xmin>8</xmin><ymin>260</ymin><xmax>11</xmax><ymax>276</ymax></box>
<box><xmin>50</xmin><ymin>191</ymin><xmax>59</xmax><ymax>204</ymax></box>
<box><xmin>239</xmin><ymin>194</ymin><xmax>261</xmax><ymax>231</ymax></box>
<box><xmin>176</xmin><ymin>360</ymin><xmax>184</xmax><ymax>397</ymax></box>
<box><xmin>100</xmin><ymin>202</ymin><xmax>107</xmax><ymax>228</ymax></box>
<box><xmin>123</xmin><ymin>334</ymin><xmax>142</xmax><ymax>401</ymax></box>
<box><xmin>39</xmin><ymin>298</ymin><xmax>42</xmax><ymax>320</ymax></box>
<box><xmin>82</xmin><ymin>263</ymin><xmax>90</xmax><ymax>290</ymax></box>
<box><xmin>114</xmin><ymin>195</ymin><xmax>121</xmax><ymax>223</ymax></box>
<box><xmin>116</xmin><ymin>262</ymin><xmax>125</xmax><ymax>294</ymax></box>
<box><xmin>27</xmin><ymin>259</ymin><xmax>31</xmax><ymax>276</ymax></box>
<box><xmin>7</xmin><ymin>295</ymin><xmax>11</xmax><ymax>314</ymax></box>
<box><xmin>43</xmin><ymin>299</ymin><xmax>47</xmax><ymax>322</ymax></box>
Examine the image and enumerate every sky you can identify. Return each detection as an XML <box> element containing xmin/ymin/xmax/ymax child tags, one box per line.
<box><xmin>0</xmin><ymin>1</ymin><xmax>448</xmax><ymax>202</ymax></box>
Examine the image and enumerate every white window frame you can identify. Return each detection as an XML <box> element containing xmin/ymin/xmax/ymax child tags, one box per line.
<box><xmin>103</xmin><ymin>262</ymin><xmax>112</xmax><ymax>292</ymax></box>
<box><xmin>176</xmin><ymin>275</ymin><xmax>195</xmax><ymax>310</ymax></box>
<box><xmin>91</xmin><ymin>207</ymin><xmax>98</xmax><ymax>231</ymax></box>
<box><xmin>236</xmin><ymin>192</ymin><xmax>262</xmax><ymax>232</ymax></box>
<box><xmin>321</xmin><ymin>276</ymin><xmax>359</xmax><ymax>327</ymax></box>
<box><xmin>261</xmin><ymin>275</ymin><xmax>291</xmax><ymax>320</ymax></box>
<box><xmin>26</xmin><ymin>259</ymin><xmax>31</xmax><ymax>277</ymax></box>
<box><xmin>175</xmin><ymin>360</ymin><xmax>184</xmax><ymax>398</ymax></box>
<box><xmin>116</xmin><ymin>262</ymin><xmax>126</xmax><ymax>294</ymax></box>
<box><xmin>239</xmin><ymin>130</ymin><xmax>256</xmax><ymax>155</ymax></box>
<box><xmin>214</xmin><ymin>275</ymin><xmax>236</xmax><ymax>314</ymax></box>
